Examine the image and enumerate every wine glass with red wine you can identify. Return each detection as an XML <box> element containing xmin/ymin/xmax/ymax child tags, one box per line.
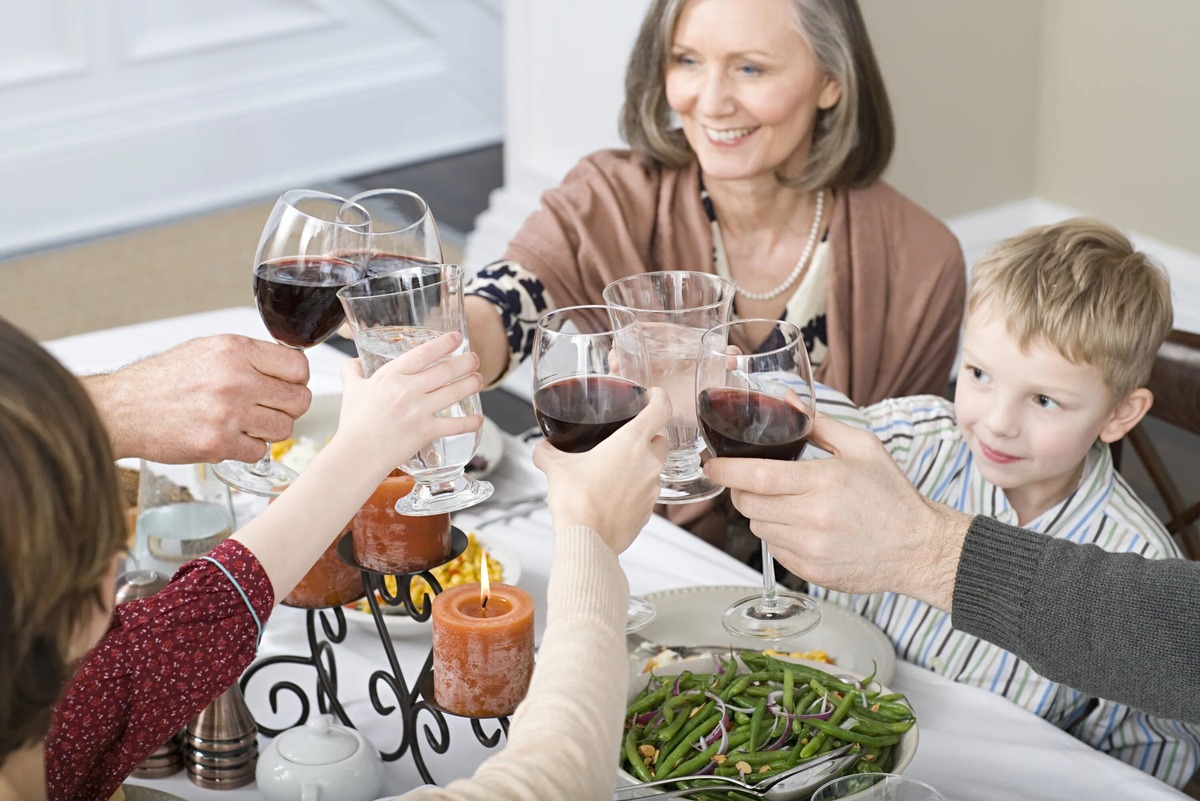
<box><xmin>696</xmin><ymin>319</ymin><xmax>821</xmax><ymax>639</ymax></box>
<box><xmin>531</xmin><ymin>305</ymin><xmax>659</xmax><ymax>632</ymax></box>
<box><xmin>341</xmin><ymin>188</ymin><xmax>443</xmax><ymax>276</ymax></box>
<box><xmin>212</xmin><ymin>189</ymin><xmax>369</xmax><ymax>497</ymax></box>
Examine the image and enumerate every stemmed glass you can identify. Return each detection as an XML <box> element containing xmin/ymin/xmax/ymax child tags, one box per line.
<box><xmin>696</xmin><ymin>319</ymin><xmax>822</xmax><ymax>639</ymax></box>
<box><xmin>336</xmin><ymin>263</ymin><xmax>493</xmax><ymax>515</ymax></box>
<box><xmin>341</xmin><ymin>188</ymin><xmax>443</xmax><ymax>275</ymax></box>
<box><xmin>603</xmin><ymin>271</ymin><xmax>734</xmax><ymax>504</ymax></box>
<box><xmin>811</xmin><ymin>774</ymin><xmax>948</xmax><ymax>801</ymax></box>
<box><xmin>213</xmin><ymin>189</ymin><xmax>369</xmax><ymax>496</ymax></box>
<box><xmin>530</xmin><ymin>305</ymin><xmax>658</xmax><ymax>632</ymax></box>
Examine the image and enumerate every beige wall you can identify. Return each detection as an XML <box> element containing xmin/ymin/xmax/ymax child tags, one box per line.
<box><xmin>864</xmin><ymin>0</ymin><xmax>1200</xmax><ymax>257</ymax></box>
<box><xmin>1036</xmin><ymin>0</ymin><xmax>1200</xmax><ymax>253</ymax></box>
<box><xmin>862</xmin><ymin>0</ymin><xmax>1043</xmax><ymax>219</ymax></box>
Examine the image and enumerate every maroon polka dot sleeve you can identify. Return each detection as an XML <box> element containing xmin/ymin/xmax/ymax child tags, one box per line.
<box><xmin>44</xmin><ymin>539</ymin><xmax>275</xmax><ymax>801</ymax></box>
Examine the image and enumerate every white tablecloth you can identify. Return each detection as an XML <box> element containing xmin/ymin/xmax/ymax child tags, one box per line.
<box><xmin>45</xmin><ymin>308</ymin><xmax>1188</xmax><ymax>801</ymax></box>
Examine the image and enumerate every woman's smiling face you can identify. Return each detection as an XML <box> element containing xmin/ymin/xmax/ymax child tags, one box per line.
<box><xmin>665</xmin><ymin>0</ymin><xmax>841</xmax><ymax>184</ymax></box>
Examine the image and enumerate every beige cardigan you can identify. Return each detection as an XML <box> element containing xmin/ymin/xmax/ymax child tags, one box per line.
<box><xmin>399</xmin><ymin>525</ymin><xmax>629</xmax><ymax>801</ymax></box>
<box><xmin>505</xmin><ymin>149</ymin><xmax>966</xmax><ymax>407</ymax></box>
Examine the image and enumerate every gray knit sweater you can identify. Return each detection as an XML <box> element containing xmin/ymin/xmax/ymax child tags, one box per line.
<box><xmin>953</xmin><ymin>515</ymin><xmax>1200</xmax><ymax>724</ymax></box>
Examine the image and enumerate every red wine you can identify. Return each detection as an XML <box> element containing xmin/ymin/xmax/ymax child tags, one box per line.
<box><xmin>698</xmin><ymin>387</ymin><xmax>811</xmax><ymax>460</ymax></box>
<box><xmin>254</xmin><ymin>257</ymin><xmax>363</xmax><ymax>348</ymax></box>
<box><xmin>534</xmin><ymin>376</ymin><xmax>648</xmax><ymax>453</ymax></box>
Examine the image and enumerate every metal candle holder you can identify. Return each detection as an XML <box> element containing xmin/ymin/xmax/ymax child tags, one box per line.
<box><xmin>239</xmin><ymin>528</ymin><xmax>510</xmax><ymax>785</ymax></box>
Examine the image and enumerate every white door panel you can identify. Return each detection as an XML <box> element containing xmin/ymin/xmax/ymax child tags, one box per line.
<box><xmin>0</xmin><ymin>0</ymin><xmax>503</xmax><ymax>257</ymax></box>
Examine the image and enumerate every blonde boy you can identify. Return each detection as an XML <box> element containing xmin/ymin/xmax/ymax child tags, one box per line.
<box><xmin>813</xmin><ymin>219</ymin><xmax>1199</xmax><ymax>786</ymax></box>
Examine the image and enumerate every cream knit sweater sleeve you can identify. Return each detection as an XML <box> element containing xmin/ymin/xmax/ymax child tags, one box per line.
<box><xmin>398</xmin><ymin>524</ymin><xmax>630</xmax><ymax>801</ymax></box>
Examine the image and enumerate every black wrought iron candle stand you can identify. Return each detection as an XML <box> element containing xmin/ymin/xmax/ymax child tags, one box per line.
<box><xmin>239</xmin><ymin>527</ymin><xmax>510</xmax><ymax>785</ymax></box>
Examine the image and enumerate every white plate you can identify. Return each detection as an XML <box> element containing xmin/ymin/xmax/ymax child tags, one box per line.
<box><xmin>618</xmin><ymin>655</ymin><xmax>918</xmax><ymax>794</ymax></box>
<box><xmin>286</xmin><ymin>393</ymin><xmax>505</xmax><ymax>479</ymax></box>
<box><xmin>635</xmin><ymin>585</ymin><xmax>896</xmax><ymax>685</ymax></box>
<box><xmin>342</xmin><ymin>535</ymin><xmax>522</xmax><ymax>638</ymax></box>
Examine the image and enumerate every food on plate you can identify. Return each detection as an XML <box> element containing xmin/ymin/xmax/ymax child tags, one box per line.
<box><xmin>272</xmin><ymin>435</ymin><xmax>324</xmax><ymax>473</ymax></box>
<box><xmin>621</xmin><ymin>650</ymin><xmax>915</xmax><ymax>788</ymax></box>
<box><xmin>349</xmin><ymin>533</ymin><xmax>503</xmax><ymax>613</ymax></box>
<box><xmin>110</xmin><ymin>788</ymin><xmax>126</xmax><ymax>801</ymax></box>
<box><xmin>764</xmin><ymin>647</ymin><xmax>835</xmax><ymax>665</ymax></box>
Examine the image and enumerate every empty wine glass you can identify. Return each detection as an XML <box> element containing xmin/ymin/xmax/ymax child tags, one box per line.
<box><xmin>603</xmin><ymin>271</ymin><xmax>734</xmax><ymax>504</ymax></box>
<box><xmin>697</xmin><ymin>319</ymin><xmax>821</xmax><ymax>639</ymax></box>
<box><xmin>530</xmin><ymin>305</ymin><xmax>658</xmax><ymax>632</ymax></box>
<box><xmin>213</xmin><ymin>189</ymin><xmax>369</xmax><ymax>496</ymax></box>
<box><xmin>341</xmin><ymin>188</ymin><xmax>443</xmax><ymax>275</ymax></box>
<box><xmin>337</xmin><ymin>263</ymin><xmax>493</xmax><ymax>515</ymax></box>
<box><xmin>811</xmin><ymin>773</ymin><xmax>947</xmax><ymax>801</ymax></box>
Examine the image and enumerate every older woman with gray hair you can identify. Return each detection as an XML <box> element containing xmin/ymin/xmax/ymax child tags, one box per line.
<box><xmin>465</xmin><ymin>0</ymin><xmax>966</xmax><ymax>544</ymax></box>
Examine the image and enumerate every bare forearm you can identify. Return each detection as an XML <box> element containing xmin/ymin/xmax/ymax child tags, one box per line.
<box><xmin>231</xmin><ymin>440</ymin><xmax>391</xmax><ymax>602</ymax></box>
<box><xmin>465</xmin><ymin>295</ymin><xmax>512</xmax><ymax>387</ymax></box>
<box><xmin>81</xmin><ymin>371</ymin><xmax>143</xmax><ymax>459</ymax></box>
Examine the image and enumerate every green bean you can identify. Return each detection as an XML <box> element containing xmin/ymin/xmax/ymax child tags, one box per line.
<box><xmin>799</xmin><ymin>687</ymin><xmax>855</xmax><ymax>759</ymax></box>
<box><xmin>805</xmin><ymin>719</ymin><xmax>902</xmax><ymax>748</ymax></box>
<box><xmin>663</xmin><ymin>740</ymin><xmax>722</xmax><ymax>780</ymax></box>
<box><xmin>783</xmin><ymin>668</ymin><xmax>795</xmax><ymax>710</ymax></box>
<box><xmin>627</xmin><ymin>682</ymin><xmax>672</xmax><ymax>717</ymax></box>
<box><xmin>659</xmin><ymin>708</ymin><xmax>720</xmax><ymax>773</ymax></box>
<box><xmin>654</xmin><ymin>698</ymin><xmax>699</xmax><ymax>743</ymax></box>
<box><xmin>747</xmin><ymin>698</ymin><xmax>767</xmax><ymax>753</ymax></box>
<box><xmin>846</xmin><ymin>715</ymin><xmax>915</xmax><ymax>736</ymax></box>
<box><xmin>623</xmin><ymin>727</ymin><xmax>654</xmax><ymax>782</ymax></box>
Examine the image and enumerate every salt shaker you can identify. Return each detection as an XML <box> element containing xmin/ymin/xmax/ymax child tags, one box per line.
<box><xmin>184</xmin><ymin>683</ymin><xmax>259</xmax><ymax>789</ymax></box>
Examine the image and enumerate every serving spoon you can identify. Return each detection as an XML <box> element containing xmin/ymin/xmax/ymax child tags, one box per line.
<box><xmin>612</xmin><ymin>745</ymin><xmax>858</xmax><ymax>801</ymax></box>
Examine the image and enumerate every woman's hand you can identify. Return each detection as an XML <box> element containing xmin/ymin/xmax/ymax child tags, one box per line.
<box><xmin>533</xmin><ymin>387</ymin><xmax>671</xmax><ymax>554</ymax></box>
<box><xmin>334</xmin><ymin>331</ymin><xmax>484</xmax><ymax>477</ymax></box>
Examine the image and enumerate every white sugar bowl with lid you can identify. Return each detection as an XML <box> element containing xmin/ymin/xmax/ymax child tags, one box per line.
<box><xmin>257</xmin><ymin>715</ymin><xmax>384</xmax><ymax>801</ymax></box>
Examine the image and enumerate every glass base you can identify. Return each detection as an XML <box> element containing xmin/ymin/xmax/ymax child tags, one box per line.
<box><xmin>395</xmin><ymin>474</ymin><xmax>494</xmax><ymax>516</ymax></box>
<box><xmin>721</xmin><ymin>590</ymin><xmax>821</xmax><ymax>640</ymax></box>
<box><xmin>212</xmin><ymin>458</ymin><xmax>297</xmax><ymax>497</ymax></box>
<box><xmin>626</xmin><ymin>595</ymin><xmax>657</xmax><ymax>634</ymax></box>
<box><xmin>656</xmin><ymin>472</ymin><xmax>725</xmax><ymax>505</ymax></box>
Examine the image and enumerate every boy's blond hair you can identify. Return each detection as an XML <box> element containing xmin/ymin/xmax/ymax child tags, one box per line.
<box><xmin>967</xmin><ymin>218</ymin><xmax>1173</xmax><ymax>401</ymax></box>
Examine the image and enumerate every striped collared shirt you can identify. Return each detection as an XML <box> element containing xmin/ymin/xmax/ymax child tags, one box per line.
<box><xmin>811</xmin><ymin>393</ymin><xmax>1200</xmax><ymax>787</ymax></box>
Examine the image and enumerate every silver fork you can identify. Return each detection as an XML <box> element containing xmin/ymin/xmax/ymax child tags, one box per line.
<box><xmin>613</xmin><ymin>745</ymin><xmax>857</xmax><ymax>801</ymax></box>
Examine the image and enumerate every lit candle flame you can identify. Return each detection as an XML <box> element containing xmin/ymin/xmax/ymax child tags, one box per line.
<box><xmin>480</xmin><ymin>552</ymin><xmax>490</xmax><ymax>610</ymax></box>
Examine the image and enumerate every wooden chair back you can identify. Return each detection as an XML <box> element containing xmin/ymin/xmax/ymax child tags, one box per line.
<box><xmin>1124</xmin><ymin>329</ymin><xmax>1200</xmax><ymax>559</ymax></box>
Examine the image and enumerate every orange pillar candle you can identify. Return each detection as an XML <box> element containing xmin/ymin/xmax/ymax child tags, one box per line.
<box><xmin>352</xmin><ymin>469</ymin><xmax>452</xmax><ymax>573</ymax></box>
<box><xmin>431</xmin><ymin>566</ymin><xmax>534</xmax><ymax>718</ymax></box>
<box><xmin>283</xmin><ymin>522</ymin><xmax>363</xmax><ymax>608</ymax></box>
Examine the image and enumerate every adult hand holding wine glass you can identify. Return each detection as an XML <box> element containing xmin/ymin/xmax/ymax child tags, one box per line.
<box><xmin>696</xmin><ymin>319</ymin><xmax>822</xmax><ymax>639</ymax></box>
<box><xmin>213</xmin><ymin>189</ymin><xmax>370</xmax><ymax>496</ymax></box>
<box><xmin>530</xmin><ymin>305</ymin><xmax>661</xmax><ymax>631</ymax></box>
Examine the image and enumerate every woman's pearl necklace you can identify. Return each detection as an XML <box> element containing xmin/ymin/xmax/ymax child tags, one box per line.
<box><xmin>726</xmin><ymin>189</ymin><xmax>824</xmax><ymax>302</ymax></box>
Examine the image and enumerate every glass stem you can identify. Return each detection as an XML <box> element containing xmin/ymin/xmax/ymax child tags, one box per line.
<box><xmin>247</xmin><ymin>448</ymin><xmax>274</xmax><ymax>476</ymax></box>
<box><xmin>759</xmin><ymin>539</ymin><xmax>780</xmax><ymax>612</ymax></box>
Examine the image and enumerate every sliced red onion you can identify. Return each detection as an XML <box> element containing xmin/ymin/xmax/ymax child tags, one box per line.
<box><xmin>672</xmin><ymin>674</ymin><xmax>683</xmax><ymax>696</ymax></box>
<box><xmin>633</xmin><ymin>709</ymin><xmax>659</xmax><ymax>726</ymax></box>
<box><xmin>704</xmin><ymin>691</ymin><xmax>754</xmax><ymax>715</ymax></box>
<box><xmin>764</xmin><ymin>727</ymin><xmax>791</xmax><ymax>751</ymax></box>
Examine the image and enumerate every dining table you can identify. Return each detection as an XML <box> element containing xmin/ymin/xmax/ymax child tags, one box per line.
<box><xmin>44</xmin><ymin>306</ymin><xmax>1191</xmax><ymax>801</ymax></box>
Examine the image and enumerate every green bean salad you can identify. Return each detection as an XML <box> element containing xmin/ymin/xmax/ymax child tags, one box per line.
<box><xmin>621</xmin><ymin>651</ymin><xmax>916</xmax><ymax>800</ymax></box>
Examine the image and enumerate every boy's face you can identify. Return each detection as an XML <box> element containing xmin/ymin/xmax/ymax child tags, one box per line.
<box><xmin>954</xmin><ymin>306</ymin><xmax>1123</xmax><ymax>513</ymax></box>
